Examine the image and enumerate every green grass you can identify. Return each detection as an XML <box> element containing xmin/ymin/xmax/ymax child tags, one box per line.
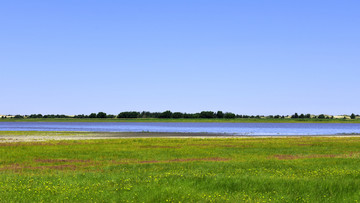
<box><xmin>2</xmin><ymin>117</ymin><xmax>360</xmax><ymax>123</ymax></box>
<box><xmin>1</xmin><ymin>132</ymin><xmax>360</xmax><ymax>202</ymax></box>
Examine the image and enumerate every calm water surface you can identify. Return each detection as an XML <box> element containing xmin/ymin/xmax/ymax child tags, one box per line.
<box><xmin>1</xmin><ymin>122</ymin><xmax>360</xmax><ymax>136</ymax></box>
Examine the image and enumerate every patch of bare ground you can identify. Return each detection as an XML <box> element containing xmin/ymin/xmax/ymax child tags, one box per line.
<box><xmin>112</xmin><ymin>157</ymin><xmax>230</xmax><ymax>165</ymax></box>
<box><xmin>138</xmin><ymin>144</ymin><xmax>247</xmax><ymax>149</ymax></box>
<box><xmin>0</xmin><ymin>163</ymin><xmax>78</xmax><ymax>171</ymax></box>
<box><xmin>0</xmin><ymin>159</ymin><xmax>96</xmax><ymax>172</ymax></box>
<box><xmin>34</xmin><ymin>165</ymin><xmax>77</xmax><ymax>170</ymax></box>
<box><xmin>0</xmin><ymin>141</ymin><xmax>90</xmax><ymax>147</ymax></box>
<box><xmin>34</xmin><ymin>159</ymin><xmax>91</xmax><ymax>163</ymax></box>
<box><xmin>296</xmin><ymin>144</ymin><xmax>317</xmax><ymax>146</ymax></box>
<box><xmin>167</xmin><ymin>157</ymin><xmax>230</xmax><ymax>162</ymax></box>
<box><xmin>187</xmin><ymin>144</ymin><xmax>247</xmax><ymax>148</ymax></box>
<box><xmin>187</xmin><ymin>144</ymin><xmax>211</xmax><ymax>146</ymax></box>
<box><xmin>0</xmin><ymin>163</ymin><xmax>23</xmax><ymax>171</ymax></box>
<box><xmin>217</xmin><ymin>144</ymin><xmax>247</xmax><ymax>148</ymax></box>
<box><xmin>272</xmin><ymin>152</ymin><xmax>360</xmax><ymax>160</ymax></box>
<box><xmin>139</xmin><ymin>145</ymin><xmax>180</xmax><ymax>149</ymax></box>
<box><xmin>1</xmin><ymin>157</ymin><xmax>230</xmax><ymax>171</ymax></box>
<box><xmin>344</xmin><ymin>152</ymin><xmax>360</xmax><ymax>158</ymax></box>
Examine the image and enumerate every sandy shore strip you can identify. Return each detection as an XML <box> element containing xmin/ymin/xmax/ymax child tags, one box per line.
<box><xmin>0</xmin><ymin>131</ymin><xmax>360</xmax><ymax>143</ymax></box>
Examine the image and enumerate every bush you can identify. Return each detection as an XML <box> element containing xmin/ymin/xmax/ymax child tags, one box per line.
<box><xmin>183</xmin><ymin>113</ymin><xmax>199</xmax><ymax>118</ymax></box>
<box><xmin>291</xmin><ymin>113</ymin><xmax>299</xmax><ymax>119</ymax></box>
<box><xmin>140</xmin><ymin>111</ymin><xmax>151</xmax><ymax>118</ymax></box>
<box><xmin>96</xmin><ymin>112</ymin><xmax>107</xmax><ymax>118</ymax></box>
<box><xmin>200</xmin><ymin>111</ymin><xmax>215</xmax><ymax>119</ymax></box>
<box><xmin>29</xmin><ymin>114</ymin><xmax>43</xmax><ymax>118</ymax></box>
<box><xmin>117</xmin><ymin>112</ymin><xmax>140</xmax><ymax>118</ymax></box>
<box><xmin>216</xmin><ymin>111</ymin><xmax>224</xmax><ymax>119</ymax></box>
<box><xmin>351</xmin><ymin>113</ymin><xmax>356</xmax><ymax>119</ymax></box>
<box><xmin>224</xmin><ymin>112</ymin><xmax>235</xmax><ymax>119</ymax></box>
<box><xmin>172</xmin><ymin>112</ymin><xmax>183</xmax><ymax>119</ymax></box>
<box><xmin>107</xmin><ymin>114</ymin><xmax>116</xmax><ymax>118</ymax></box>
<box><xmin>318</xmin><ymin>114</ymin><xmax>326</xmax><ymax>119</ymax></box>
<box><xmin>74</xmin><ymin>114</ymin><xmax>87</xmax><ymax>118</ymax></box>
<box><xmin>159</xmin><ymin>111</ymin><xmax>172</xmax><ymax>119</ymax></box>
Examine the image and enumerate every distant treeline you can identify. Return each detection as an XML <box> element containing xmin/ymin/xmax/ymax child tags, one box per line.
<box><xmin>1</xmin><ymin>111</ymin><xmax>359</xmax><ymax>120</ymax></box>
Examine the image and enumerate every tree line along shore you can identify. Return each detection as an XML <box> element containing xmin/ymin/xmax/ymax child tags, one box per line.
<box><xmin>1</xmin><ymin>111</ymin><xmax>359</xmax><ymax>121</ymax></box>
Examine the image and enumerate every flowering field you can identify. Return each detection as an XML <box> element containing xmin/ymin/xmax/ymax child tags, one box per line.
<box><xmin>1</xmin><ymin>134</ymin><xmax>360</xmax><ymax>202</ymax></box>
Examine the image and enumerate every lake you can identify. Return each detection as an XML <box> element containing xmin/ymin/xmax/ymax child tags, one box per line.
<box><xmin>0</xmin><ymin>122</ymin><xmax>360</xmax><ymax>136</ymax></box>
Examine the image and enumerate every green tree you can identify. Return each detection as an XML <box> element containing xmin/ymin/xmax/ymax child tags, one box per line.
<box><xmin>216</xmin><ymin>111</ymin><xmax>224</xmax><ymax>119</ymax></box>
<box><xmin>318</xmin><ymin>114</ymin><xmax>326</xmax><ymax>119</ymax></box>
<box><xmin>224</xmin><ymin>112</ymin><xmax>235</xmax><ymax>119</ymax></box>
<box><xmin>159</xmin><ymin>110</ymin><xmax>172</xmax><ymax>118</ymax></box>
<box><xmin>96</xmin><ymin>112</ymin><xmax>107</xmax><ymax>118</ymax></box>
<box><xmin>291</xmin><ymin>113</ymin><xmax>299</xmax><ymax>119</ymax></box>
<box><xmin>14</xmin><ymin>115</ymin><xmax>24</xmax><ymax>119</ymax></box>
<box><xmin>89</xmin><ymin>113</ymin><xmax>97</xmax><ymax>118</ymax></box>
<box><xmin>350</xmin><ymin>113</ymin><xmax>356</xmax><ymax>119</ymax></box>
<box><xmin>107</xmin><ymin>114</ymin><xmax>116</xmax><ymax>118</ymax></box>
<box><xmin>172</xmin><ymin>112</ymin><xmax>183</xmax><ymax>119</ymax></box>
<box><xmin>117</xmin><ymin>111</ymin><xmax>140</xmax><ymax>118</ymax></box>
<box><xmin>200</xmin><ymin>111</ymin><xmax>215</xmax><ymax>118</ymax></box>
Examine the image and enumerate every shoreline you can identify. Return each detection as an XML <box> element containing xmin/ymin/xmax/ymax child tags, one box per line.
<box><xmin>1</xmin><ymin>131</ymin><xmax>360</xmax><ymax>143</ymax></box>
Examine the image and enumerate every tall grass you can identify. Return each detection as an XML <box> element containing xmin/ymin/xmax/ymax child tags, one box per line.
<box><xmin>1</xmin><ymin>136</ymin><xmax>360</xmax><ymax>202</ymax></box>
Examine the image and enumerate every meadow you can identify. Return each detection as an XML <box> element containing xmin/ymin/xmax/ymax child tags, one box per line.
<box><xmin>1</xmin><ymin>117</ymin><xmax>360</xmax><ymax>123</ymax></box>
<box><xmin>1</xmin><ymin>132</ymin><xmax>360</xmax><ymax>202</ymax></box>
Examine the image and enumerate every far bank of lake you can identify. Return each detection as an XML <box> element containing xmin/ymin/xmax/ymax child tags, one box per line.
<box><xmin>1</xmin><ymin>118</ymin><xmax>360</xmax><ymax>123</ymax></box>
<box><xmin>0</xmin><ymin>122</ymin><xmax>360</xmax><ymax>136</ymax></box>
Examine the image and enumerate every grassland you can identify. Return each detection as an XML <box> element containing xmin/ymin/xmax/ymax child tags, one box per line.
<box><xmin>1</xmin><ymin>131</ymin><xmax>360</xmax><ymax>202</ymax></box>
<box><xmin>2</xmin><ymin>118</ymin><xmax>360</xmax><ymax>123</ymax></box>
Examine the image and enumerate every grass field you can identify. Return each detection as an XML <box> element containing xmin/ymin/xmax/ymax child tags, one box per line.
<box><xmin>1</xmin><ymin>132</ymin><xmax>360</xmax><ymax>202</ymax></box>
<box><xmin>1</xmin><ymin>117</ymin><xmax>360</xmax><ymax>123</ymax></box>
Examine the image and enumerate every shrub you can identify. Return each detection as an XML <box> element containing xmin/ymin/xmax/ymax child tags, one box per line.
<box><xmin>291</xmin><ymin>113</ymin><xmax>299</xmax><ymax>119</ymax></box>
<box><xmin>172</xmin><ymin>112</ymin><xmax>183</xmax><ymax>119</ymax></box>
<box><xmin>14</xmin><ymin>115</ymin><xmax>24</xmax><ymax>119</ymax></box>
<box><xmin>216</xmin><ymin>111</ymin><xmax>224</xmax><ymax>119</ymax></box>
<box><xmin>224</xmin><ymin>112</ymin><xmax>235</xmax><ymax>119</ymax></box>
<box><xmin>200</xmin><ymin>111</ymin><xmax>215</xmax><ymax>118</ymax></box>
<box><xmin>107</xmin><ymin>114</ymin><xmax>116</xmax><ymax>118</ymax></box>
<box><xmin>117</xmin><ymin>112</ymin><xmax>140</xmax><ymax>118</ymax></box>
<box><xmin>96</xmin><ymin>112</ymin><xmax>107</xmax><ymax>118</ymax></box>
<box><xmin>318</xmin><ymin>114</ymin><xmax>326</xmax><ymax>119</ymax></box>
<box><xmin>29</xmin><ymin>114</ymin><xmax>43</xmax><ymax>118</ymax></box>
<box><xmin>159</xmin><ymin>110</ymin><xmax>172</xmax><ymax>118</ymax></box>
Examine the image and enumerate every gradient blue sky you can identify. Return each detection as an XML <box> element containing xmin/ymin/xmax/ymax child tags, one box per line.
<box><xmin>1</xmin><ymin>1</ymin><xmax>359</xmax><ymax>115</ymax></box>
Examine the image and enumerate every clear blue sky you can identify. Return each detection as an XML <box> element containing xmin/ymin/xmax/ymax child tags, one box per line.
<box><xmin>1</xmin><ymin>1</ymin><xmax>359</xmax><ymax>115</ymax></box>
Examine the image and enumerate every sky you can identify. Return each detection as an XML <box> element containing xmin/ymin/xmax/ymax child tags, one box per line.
<box><xmin>1</xmin><ymin>1</ymin><xmax>359</xmax><ymax>115</ymax></box>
